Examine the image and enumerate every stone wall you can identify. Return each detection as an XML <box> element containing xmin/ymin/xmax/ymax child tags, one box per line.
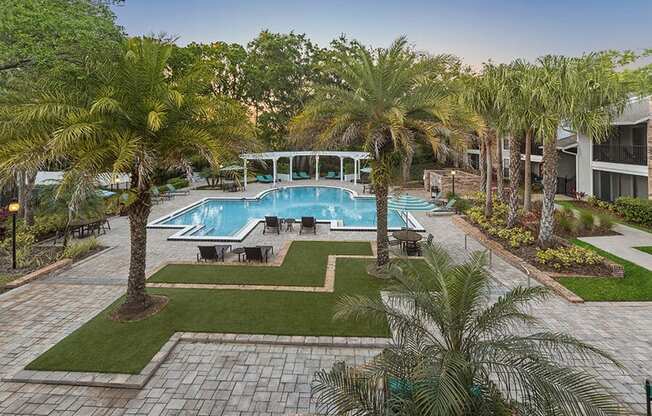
<box><xmin>648</xmin><ymin>116</ymin><xmax>652</xmax><ymax>199</ymax></box>
<box><xmin>424</xmin><ymin>169</ymin><xmax>481</xmax><ymax>197</ymax></box>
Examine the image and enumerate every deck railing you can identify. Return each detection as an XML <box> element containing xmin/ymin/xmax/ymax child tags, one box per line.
<box><xmin>592</xmin><ymin>144</ymin><xmax>647</xmax><ymax>165</ymax></box>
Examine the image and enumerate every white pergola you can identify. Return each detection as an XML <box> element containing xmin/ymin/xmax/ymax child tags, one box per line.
<box><xmin>240</xmin><ymin>151</ymin><xmax>370</xmax><ymax>189</ymax></box>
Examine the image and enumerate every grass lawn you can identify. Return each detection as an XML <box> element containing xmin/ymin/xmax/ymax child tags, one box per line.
<box><xmin>27</xmin><ymin>242</ymin><xmax>403</xmax><ymax>374</ymax></box>
<box><xmin>635</xmin><ymin>246</ymin><xmax>652</xmax><ymax>255</ymax></box>
<box><xmin>149</xmin><ymin>241</ymin><xmax>372</xmax><ymax>286</ymax></box>
<box><xmin>556</xmin><ymin>200</ymin><xmax>652</xmax><ymax>234</ymax></box>
<box><xmin>557</xmin><ymin>240</ymin><xmax>652</xmax><ymax>301</ymax></box>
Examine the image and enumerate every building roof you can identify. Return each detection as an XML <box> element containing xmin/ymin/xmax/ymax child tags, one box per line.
<box><xmin>556</xmin><ymin>135</ymin><xmax>578</xmax><ymax>150</ymax></box>
<box><xmin>240</xmin><ymin>151</ymin><xmax>370</xmax><ymax>160</ymax></box>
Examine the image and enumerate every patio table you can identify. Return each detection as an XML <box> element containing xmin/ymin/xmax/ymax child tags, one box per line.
<box><xmin>391</xmin><ymin>230</ymin><xmax>422</xmax><ymax>254</ymax></box>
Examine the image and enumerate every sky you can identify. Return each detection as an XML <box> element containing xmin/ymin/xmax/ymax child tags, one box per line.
<box><xmin>111</xmin><ymin>0</ymin><xmax>651</xmax><ymax>67</ymax></box>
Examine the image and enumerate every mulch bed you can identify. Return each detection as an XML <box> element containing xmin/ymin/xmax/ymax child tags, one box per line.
<box><xmin>466</xmin><ymin>218</ymin><xmax>616</xmax><ymax>278</ymax></box>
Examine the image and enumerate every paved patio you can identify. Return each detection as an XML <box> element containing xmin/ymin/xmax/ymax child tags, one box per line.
<box><xmin>1</xmin><ymin>181</ymin><xmax>651</xmax><ymax>414</ymax></box>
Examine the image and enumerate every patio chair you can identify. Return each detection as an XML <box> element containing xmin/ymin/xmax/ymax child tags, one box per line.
<box><xmin>197</xmin><ymin>245</ymin><xmax>224</xmax><ymax>262</ymax></box>
<box><xmin>244</xmin><ymin>246</ymin><xmax>272</xmax><ymax>263</ymax></box>
<box><xmin>427</xmin><ymin>199</ymin><xmax>456</xmax><ymax>216</ymax></box>
<box><xmin>299</xmin><ymin>216</ymin><xmax>316</xmax><ymax>234</ymax></box>
<box><xmin>256</xmin><ymin>175</ymin><xmax>273</xmax><ymax>183</ymax></box>
<box><xmin>150</xmin><ymin>187</ymin><xmax>172</xmax><ymax>203</ymax></box>
<box><xmin>325</xmin><ymin>171</ymin><xmax>340</xmax><ymax>179</ymax></box>
<box><xmin>292</xmin><ymin>172</ymin><xmax>302</xmax><ymax>180</ymax></box>
<box><xmin>405</xmin><ymin>241</ymin><xmax>422</xmax><ymax>257</ymax></box>
<box><xmin>299</xmin><ymin>171</ymin><xmax>310</xmax><ymax>179</ymax></box>
<box><xmin>263</xmin><ymin>216</ymin><xmax>280</xmax><ymax>234</ymax></box>
<box><xmin>418</xmin><ymin>233</ymin><xmax>434</xmax><ymax>250</ymax></box>
<box><xmin>166</xmin><ymin>184</ymin><xmax>190</xmax><ymax>196</ymax></box>
<box><xmin>264</xmin><ymin>174</ymin><xmax>276</xmax><ymax>182</ymax></box>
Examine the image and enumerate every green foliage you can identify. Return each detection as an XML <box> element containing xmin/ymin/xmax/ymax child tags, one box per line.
<box><xmin>467</xmin><ymin>205</ymin><xmax>534</xmax><ymax>248</ymax></box>
<box><xmin>452</xmin><ymin>198</ymin><xmax>471</xmax><ymax>213</ymax></box>
<box><xmin>0</xmin><ymin>224</ymin><xmax>36</xmax><ymax>268</ymax></box>
<box><xmin>536</xmin><ymin>246</ymin><xmax>603</xmax><ymax>270</ymax></box>
<box><xmin>62</xmin><ymin>237</ymin><xmax>100</xmax><ymax>260</ymax></box>
<box><xmin>614</xmin><ymin>197</ymin><xmax>652</xmax><ymax>227</ymax></box>
<box><xmin>166</xmin><ymin>177</ymin><xmax>189</xmax><ymax>189</ymax></box>
<box><xmin>317</xmin><ymin>245</ymin><xmax>622</xmax><ymax>415</ymax></box>
<box><xmin>597</xmin><ymin>214</ymin><xmax>614</xmax><ymax>231</ymax></box>
<box><xmin>578</xmin><ymin>211</ymin><xmax>595</xmax><ymax>231</ymax></box>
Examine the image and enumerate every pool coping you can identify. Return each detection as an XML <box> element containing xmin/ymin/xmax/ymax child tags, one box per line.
<box><xmin>147</xmin><ymin>185</ymin><xmax>425</xmax><ymax>242</ymax></box>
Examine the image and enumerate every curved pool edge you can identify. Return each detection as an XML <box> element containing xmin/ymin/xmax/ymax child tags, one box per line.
<box><xmin>146</xmin><ymin>185</ymin><xmax>426</xmax><ymax>242</ymax></box>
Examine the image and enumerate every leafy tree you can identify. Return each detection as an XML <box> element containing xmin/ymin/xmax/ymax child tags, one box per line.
<box><xmin>292</xmin><ymin>38</ymin><xmax>469</xmax><ymax>269</ymax></box>
<box><xmin>0</xmin><ymin>37</ymin><xmax>256</xmax><ymax>315</ymax></box>
<box><xmin>313</xmin><ymin>245</ymin><xmax>623</xmax><ymax>415</ymax></box>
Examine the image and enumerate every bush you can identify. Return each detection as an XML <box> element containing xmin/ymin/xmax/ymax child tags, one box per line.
<box><xmin>62</xmin><ymin>237</ymin><xmax>100</xmax><ymax>260</ymax></box>
<box><xmin>555</xmin><ymin>211</ymin><xmax>574</xmax><ymax>234</ymax></box>
<box><xmin>167</xmin><ymin>177</ymin><xmax>190</xmax><ymax>189</ymax></box>
<box><xmin>614</xmin><ymin>197</ymin><xmax>652</xmax><ymax>227</ymax></box>
<box><xmin>578</xmin><ymin>211</ymin><xmax>595</xmax><ymax>231</ymax></box>
<box><xmin>466</xmin><ymin>206</ymin><xmax>534</xmax><ymax>248</ymax></box>
<box><xmin>597</xmin><ymin>214</ymin><xmax>614</xmax><ymax>231</ymax></box>
<box><xmin>0</xmin><ymin>226</ymin><xmax>36</xmax><ymax>268</ymax></box>
<box><xmin>536</xmin><ymin>246</ymin><xmax>604</xmax><ymax>270</ymax></box>
<box><xmin>453</xmin><ymin>198</ymin><xmax>471</xmax><ymax>213</ymax></box>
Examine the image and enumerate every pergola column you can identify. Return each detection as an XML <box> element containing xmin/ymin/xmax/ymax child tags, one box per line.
<box><xmin>243</xmin><ymin>158</ymin><xmax>248</xmax><ymax>190</ymax></box>
<box><xmin>339</xmin><ymin>157</ymin><xmax>344</xmax><ymax>182</ymax></box>
<box><xmin>289</xmin><ymin>156</ymin><xmax>293</xmax><ymax>182</ymax></box>
<box><xmin>315</xmin><ymin>155</ymin><xmax>319</xmax><ymax>181</ymax></box>
<box><xmin>272</xmin><ymin>158</ymin><xmax>277</xmax><ymax>185</ymax></box>
<box><xmin>353</xmin><ymin>159</ymin><xmax>358</xmax><ymax>185</ymax></box>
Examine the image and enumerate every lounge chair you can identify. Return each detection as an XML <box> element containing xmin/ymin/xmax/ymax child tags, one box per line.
<box><xmin>300</xmin><ymin>216</ymin><xmax>316</xmax><ymax>234</ymax></box>
<box><xmin>325</xmin><ymin>171</ymin><xmax>340</xmax><ymax>180</ymax></box>
<box><xmin>256</xmin><ymin>175</ymin><xmax>273</xmax><ymax>183</ymax></box>
<box><xmin>150</xmin><ymin>187</ymin><xmax>172</xmax><ymax>203</ymax></box>
<box><xmin>263</xmin><ymin>216</ymin><xmax>280</xmax><ymax>234</ymax></box>
<box><xmin>427</xmin><ymin>199</ymin><xmax>456</xmax><ymax>216</ymax></box>
<box><xmin>264</xmin><ymin>174</ymin><xmax>276</xmax><ymax>182</ymax></box>
<box><xmin>166</xmin><ymin>184</ymin><xmax>190</xmax><ymax>196</ymax></box>
<box><xmin>244</xmin><ymin>246</ymin><xmax>273</xmax><ymax>263</ymax></box>
<box><xmin>292</xmin><ymin>172</ymin><xmax>302</xmax><ymax>180</ymax></box>
<box><xmin>197</xmin><ymin>245</ymin><xmax>229</xmax><ymax>262</ymax></box>
<box><xmin>299</xmin><ymin>171</ymin><xmax>310</xmax><ymax>179</ymax></box>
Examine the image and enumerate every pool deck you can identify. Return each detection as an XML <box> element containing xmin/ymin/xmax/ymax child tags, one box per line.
<box><xmin>2</xmin><ymin>181</ymin><xmax>651</xmax><ymax>414</ymax></box>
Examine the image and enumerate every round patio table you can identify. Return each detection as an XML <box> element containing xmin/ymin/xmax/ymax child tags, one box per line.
<box><xmin>391</xmin><ymin>230</ymin><xmax>423</xmax><ymax>244</ymax></box>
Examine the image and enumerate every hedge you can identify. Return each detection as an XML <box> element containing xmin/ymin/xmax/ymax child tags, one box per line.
<box><xmin>614</xmin><ymin>197</ymin><xmax>652</xmax><ymax>227</ymax></box>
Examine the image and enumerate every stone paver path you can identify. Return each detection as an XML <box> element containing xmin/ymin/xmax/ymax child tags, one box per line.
<box><xmin>1</xmin><ymin>183</ymin><xmax>651</xmax><ymax>414</ymax></box>
<box><xmin>581</xmin><ymin>223</ymin><xmax>652</xmax><ymax>271</ymax></box>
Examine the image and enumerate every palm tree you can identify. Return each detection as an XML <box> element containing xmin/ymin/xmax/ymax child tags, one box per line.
<box><xmin>291</xmin><ymin>38</ymin><xmax>471</xmax><ymax>269</ymax></box>
<box><xmin>313</xmin><ymin>245</ymin><xmax>623</xmax><ymax>415</ymax></box>
<box><xmin>0</xmin><ymin>37</ymin><xmax>255</xmax><ymax>316</ymax></box>
<box><xmin>530</xmin><ymin>54</ymin><xmax>626</xmax><ymax>246</ymax></box>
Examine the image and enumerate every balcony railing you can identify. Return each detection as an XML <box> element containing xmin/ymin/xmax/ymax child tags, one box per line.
<box><xmin>592</xmin><ymin>144</ymin><xmax>647</xmax><ymax>165</ymax></box>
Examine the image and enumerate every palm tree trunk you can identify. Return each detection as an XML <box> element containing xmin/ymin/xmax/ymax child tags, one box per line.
<box><xmin>484</xmin><ymin>135</ymin><xmax>493</xmax><ymax>218</ymax></box>
<box><xmin>375</xmin><ymin>180</ymin><xmax>390</xmax><ymax>267</ymax></box>
<box><xmin>506</xmin><ymin>134</ymin><xmax>521</xmax><ymax>228</ymax></box>
<box><xmin>479</xmin><ymin>139</ymin><xmax>487</xmax><ymax>192</ymax></box>
<box><xmin>523</xmin><ymin>129</ymin><xmax>532</xmax><ymax>212</ymax></box>
<box><xmin>23</xmin><ymin>170</ymin><xmax>36</xmax><ymax>226</ymax></box>
<box><xmin>495</xmin><ymin>139</ymin><xmax>504</xmax><ymax>201</ymax></box>
<box><xmin>121</xmin><ymin>193</ymin><xmax>152</xmax><ymax>313</ymax></box>
<box><xmin>537</xmin><ymin>137</ymin><xmax>558</xmax><ymax>247</ymax></box>
<box><xmin>401</xmin><ymin>152</ymin><xmax>413</xmax><ymax>184</ymax></box>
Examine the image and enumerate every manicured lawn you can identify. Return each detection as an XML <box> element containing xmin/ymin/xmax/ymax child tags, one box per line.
<box><xmin>27</xmin><ymin>242</ymin><xmax>402</xmax><ymax>374</ymax></box>
<box><xmin>556</xmin><ymin>200</ymin><xmax>652</xmax><ymax>234</ymax></box>
<box><xmin>149</xmin><ymin>241</ymin><xmax>372</xmax><ymax>286</ymax></box>
<box><xmin>557</xmin><ymin>240</ymin><xmax>652</xmax><ymax>301</ymax></box>
<box><xmin>635</xmin><ymin>246</ymin><xmax>652</xmax><ymax>255</ymax></box>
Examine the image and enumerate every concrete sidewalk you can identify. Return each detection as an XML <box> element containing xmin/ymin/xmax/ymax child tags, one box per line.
<box><xmin>580</xmin><ymin>223</ymin><xmax>652</xmax><ymax>271</ymax></box>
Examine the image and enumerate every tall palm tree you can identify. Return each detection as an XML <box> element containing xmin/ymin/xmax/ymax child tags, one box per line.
<box><xmin>313</xmin><ymin>245</ymin><xmax>623</xmax><ymax>415</ymax></box>
<box><xmin>530</xmin><ymin>54</ymin><xmax>626</xmax><ymax>246</ymax></box>
<box><xmin>0</xmin><ymin>37</ymin><xmax>255</xmax><ymax>315</ymax></box>
<box><xmin>291</xmin><ymin>38</ymin><xmax>472</xmax><ymax>269</ymax></box>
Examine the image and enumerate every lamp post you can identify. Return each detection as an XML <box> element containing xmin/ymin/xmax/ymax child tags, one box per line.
<box><xmin>450</xmin><ymin>170</ymin><xmax>456</xmax><ymax>196</ymax></box>
<box><xmin>8</xmin><ymin>201</ymin><xmax>20</xmax><ymax>269</ymax></box>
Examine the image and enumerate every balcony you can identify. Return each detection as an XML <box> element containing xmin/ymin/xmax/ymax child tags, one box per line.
<box><xmin>592</xmin><ymin>144</ymin><xmax>647</xmax><ymax>166</ymax></box>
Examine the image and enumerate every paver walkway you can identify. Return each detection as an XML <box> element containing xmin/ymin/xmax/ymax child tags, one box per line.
<box><xmin>0</xmin><ymin>183</ymin><xmax>651</xmax><ymax>414</ymax></box>
<box><xmin>581</xmin><ymin>223</ymin><xmax>652</xmax><ymax>271</ymax></box>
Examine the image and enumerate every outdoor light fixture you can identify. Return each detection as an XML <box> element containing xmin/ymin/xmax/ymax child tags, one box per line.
<box><xmin>8</xmin><ymin>201</ymin><xmax>20</xmax><ymax>269</ymax></box>
<box><xmin>450</xmin><ymin>170</ymin><xmax>456</xmax><ymax>196</ymax></box>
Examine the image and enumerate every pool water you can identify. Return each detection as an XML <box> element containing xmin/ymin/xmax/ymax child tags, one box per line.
<box><xmin>158</xmin><ymin>186</ymin><xmax>407</xmax><ymax>238</ymax></box>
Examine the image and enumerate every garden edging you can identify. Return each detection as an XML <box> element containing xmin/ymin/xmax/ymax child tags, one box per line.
<box><xmin>452</xmin><ymin>215</ymin><xmax>585</xmax><ymax>303</ymax></box>
<box><xmin>4</xmin><ymin>259</ymin><xmax>72</xmax><ymax>290</ymax></box>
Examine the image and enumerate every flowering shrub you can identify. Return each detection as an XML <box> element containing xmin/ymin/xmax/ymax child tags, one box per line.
<box><xmin>536</xmin><ymin>246</ymin><xmax>603</xmax><ymax>270</ymax></box>
<box><xmin>614</xmin><ymin>197</ymin><xmax>652</xmax><ymax>227</ymax></box>
<box><xmin>466</xmin><ymin>206</ymin><xmax>534</xmax><ymax>248</ymax></box>
<box><xmin>587</xmin><ymin>196</ymin><xmax>615</xmax><ymax>212</ymax></box>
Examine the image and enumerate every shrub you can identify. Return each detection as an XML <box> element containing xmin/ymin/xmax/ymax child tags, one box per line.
<box><xmin>555</xmin><ymin>212</ymin><xmax>574</xmax><ymax>235</ymax></box>
<box><xmin>578</xmin><ymin>211</ymin><xmax>595</xmax><ymax>231</ymax></box>
<box><xmin>167</xmin><ymin>177</ymin><xmax>190</xmax><ymax>189</ymax></box>
<box><xmin>466</xmin><ymin>206</ymin><xmax>534</xmax><ymax>248</ymax></box>
<box><xmin>614</xmin><ymin>197</ymin><xmax>652</xmax><ymax>227</ymax></box>
<box><xmin>597</xmin><ymin>214</ymin><xmax>614</xmax><ymax>231</ymax></box>
<box><xmin>536</xmin><ymin>246</ymin><xmax>604</xmax><ymax>270</ymax></box>
<box><xmin>495</xmin><ymin>226</ymin><xmax>534</xmax><ymax>247</ymax></box>
<box><xmin>588</xmin><ymin>196</ymin><xmax>616</xmax><ymax>212</ymax></box>
<box><xmin>453</xmin><ymin>198</ymin><xmax>471</xmax><ymax>213</ymax></box>
<box><xmin>0</xmin><ymin>226</ymin><xmax>36</xmax><ymax>268</ymax></box>
<box><xmin>62</xmin><ymin>237</ymin><xmax>100</xmax><ymax>260</ymax></box>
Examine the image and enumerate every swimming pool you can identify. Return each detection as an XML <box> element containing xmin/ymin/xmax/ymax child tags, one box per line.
<box><xmin>148</xmin><ymin>186</ymin><xmax>424</xmax><ymax>241</ymax></box>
